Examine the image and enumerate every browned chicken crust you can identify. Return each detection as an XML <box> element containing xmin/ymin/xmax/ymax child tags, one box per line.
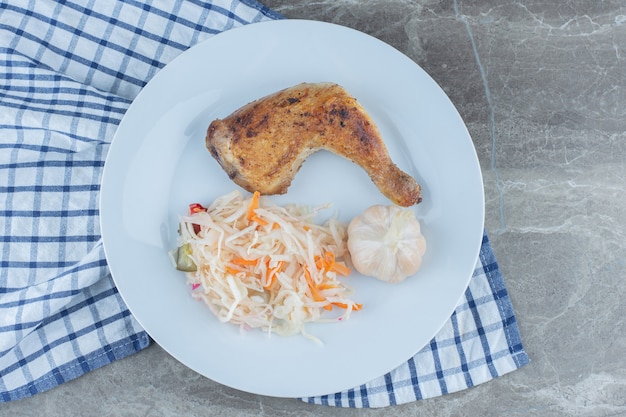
<box><xmin>206</xmin><ymin>82</ymin><xmax>422</xmax><ymax>206</ymax></box>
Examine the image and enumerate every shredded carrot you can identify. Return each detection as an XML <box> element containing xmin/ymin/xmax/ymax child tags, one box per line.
<box><xmin>246</xmin><ymin>191</ymin><xmax>260</xmax><ymax>220</ymax></box>
<box><xmin>271</xmin><ymin>260</ymin><xmax>285</xmax><ymax>275</ymax></box>
<box><xmin>332</xmin><ymin>302</ymin><xmax>363</xmax><ymax>311</ymax></box>
<box><xmin>225</xmin><ymin>266</ymin><xmax>240</xmax><ymax>275</ymax></box>
<box><xmin>314</xmin><ymin>254</ymin><xmax>327</xmax><ymax>271</ymax></box>
<box><xmin>232</xmin><ymin>257</ymin><xmax>258</xmax><ymax>266</ymax></box>
<box><xmin>323</xmin><ymin>251</ymin><xmax>335</xmax><ymax>264</ymax></box>
<box><xmin>317</xmin><ymin>283</ymin><xmax>339</xmax><ymax>291</ymax></box>
<box><xmin>264</xmin><ymin>275</ymin><xmax>276</xmax><ymax>289</ymax></box>
<box><xmin>331</xmin><ymin>262</ymin><xmax>351</xmax><ymax>276</ymax></box>
<box><xmin>252</xmin><ymin>215</ymin><xmax>268</xmax><ymax>226</ymax></box>
<box><xmin>314</xmin><ymin>251</ymin><xmax>351</xmax><ymax>276</ymax></box>
<box><xmin>263</xmin><ymin>260</ymin><xmax>284</xmax><ymax>289</ymax></box>
<box><xmin>303</xmin><ymin>266</ymin><xmax>326</xmax><ymax>302</ymax></box>
<box><xmin>246</xmin><ymin>191</ymin><xmax>268</xmax><ymax>225</ymax></box>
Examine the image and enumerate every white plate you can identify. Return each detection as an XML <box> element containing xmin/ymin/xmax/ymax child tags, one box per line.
<box><xmin>100</xmin><ymin>20</ymin><xmax>484</xmax><ymax>398</ymax></box>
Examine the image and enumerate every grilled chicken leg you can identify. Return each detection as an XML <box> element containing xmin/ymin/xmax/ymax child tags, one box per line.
<box><xmin>206</xmin><ymin>82</ymin><xmax>422</xmax><ymax>206</ymax></box>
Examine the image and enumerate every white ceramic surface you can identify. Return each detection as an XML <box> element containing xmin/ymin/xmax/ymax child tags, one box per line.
<box><xmin>100</xmin><ymin>20</ymin><xmax>484</xmax><ymax>398</ymax></box>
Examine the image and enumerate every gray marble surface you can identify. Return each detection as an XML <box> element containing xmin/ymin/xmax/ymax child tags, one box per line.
<box><xmin>4</xmin><ymin>1</ymin><xmax>626</xmax><ymax>416</ymax></box>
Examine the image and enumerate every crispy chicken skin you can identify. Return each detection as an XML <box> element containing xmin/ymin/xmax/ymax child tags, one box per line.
<box><xmin>206</xmin><ymin>82</ymin><xmax>422</xmax><ymax>206</ymax></box>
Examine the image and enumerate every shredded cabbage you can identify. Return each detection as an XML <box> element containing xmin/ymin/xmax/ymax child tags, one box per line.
<box><xmin>175</xmin><ymin>190</ymin><xmax>360</xmax><ymax>340</ymax></box>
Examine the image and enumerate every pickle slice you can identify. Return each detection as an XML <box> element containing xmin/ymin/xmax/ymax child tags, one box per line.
<box><xmin>176</xmin><ymin>243</ymin><xmax>197</xmax><ymax>272</ymax></box>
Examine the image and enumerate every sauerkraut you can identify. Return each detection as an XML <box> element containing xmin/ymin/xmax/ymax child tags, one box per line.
<box><xmin>173</xmin><ymin>190</ymin><xmax>361</xmax><ymax>339</ymax></box>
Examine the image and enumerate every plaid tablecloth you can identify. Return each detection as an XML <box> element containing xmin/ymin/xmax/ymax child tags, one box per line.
<box><xmin>0</xmin><ymin>0</ymin><xmax>529</xmax><ymax>407</ymax></box>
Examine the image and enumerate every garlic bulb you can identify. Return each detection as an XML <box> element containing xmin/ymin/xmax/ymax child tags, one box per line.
<box><xmin>347</xmin><ymin>205</ymin><xmax>426</xmax><ymax>283</ymax></box>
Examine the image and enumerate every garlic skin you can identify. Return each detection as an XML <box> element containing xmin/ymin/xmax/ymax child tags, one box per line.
<box><xmin>347</xmin><ymin>205</ymin><xmax>426</xmax><ymax>283</ymax></box>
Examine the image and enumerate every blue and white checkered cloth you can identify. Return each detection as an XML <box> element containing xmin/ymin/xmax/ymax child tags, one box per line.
<box><xmin>0</xmin><ymin>0</ymin><xmax>529</xmax><ymax>407</ymax></box>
